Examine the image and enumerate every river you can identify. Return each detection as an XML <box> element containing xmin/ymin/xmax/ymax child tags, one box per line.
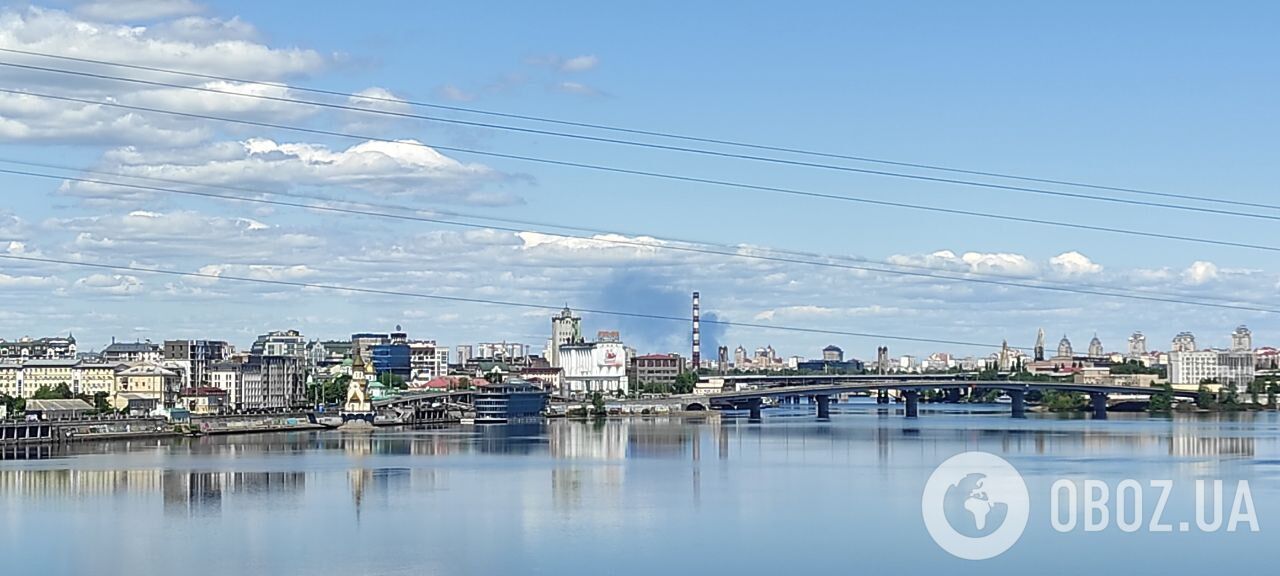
<box><xmin>3</xmin><ymin>401</ymin><xmax>1278</xmax><ymax>575</ymax></box>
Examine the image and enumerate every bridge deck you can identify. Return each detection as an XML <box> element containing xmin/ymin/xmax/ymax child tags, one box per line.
<box><xmin>709</xmin><ymin>380</ymin><xmax>1197</xmax><ymax>401</ymax></box>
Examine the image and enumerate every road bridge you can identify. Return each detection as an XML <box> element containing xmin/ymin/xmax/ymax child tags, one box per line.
<box><xmin>705</xmin><ymin>380</ymin><xmax>1195</xmax><ymax>421</ymax></box>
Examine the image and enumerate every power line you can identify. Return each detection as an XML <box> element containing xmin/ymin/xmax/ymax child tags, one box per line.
<box><xmin>2</xmin><ymin>46</ymin><xmax>1273</xmax><ymax>214</ymax></box>
<box><xmin>4</xmin><ymin>156</ymin><xmax>1263</xmax><ymax>311</ymax></box>
<box><xmin>3</xmin><ymin>58</ymin><xmax>1279</xmax><ymax>222</ymax></box>
<box><xmin>4</xmin><ymin>87</ymin><xmax>1280</xmax><ymax>255</ymax></box>
<box><xmin>5</xmin><ymin>161</ymin><xmax>1278</xmax><ymax>316</ymax></box>
<box><xmin>0</xmin><ymin>252</ymin><xmax>1023</xmax><ymax>351</ymax></box>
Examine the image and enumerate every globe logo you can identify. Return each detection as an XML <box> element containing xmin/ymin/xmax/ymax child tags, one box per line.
<box><xmin>943</xmin><ymin>473</ymin><xmax>1010</xmax><ymax>537</ymax></box>
<box><xmin>922</xmin><ymin>452</ymin><xmax>1029</xmax><ymax>560</ymax></box>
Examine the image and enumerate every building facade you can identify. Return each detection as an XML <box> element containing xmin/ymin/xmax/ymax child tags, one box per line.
<box><xmin>0</xmin><ymin>335</ymin><xmax>76</xmax><ymax>360</ymax></box>
<box><xmin>559</xmin><ymin>340</ymin><xmax>628</xmax><ymax>396</ymax></box>
<box><xmin>630</xmin><ymin>354</ymin><xmax>686</xmax><ymax>388</ymax></box>
<box><xmin>163</xmin><ymin>339</ymin><xmax>234</xmax><ymax>390</ymax></box>
<box><xmin>102</xmin><ymin>341</ymin><xmax>162</xmax><ymax>364</ymax></box>
<box><xmin>548</xmin><ymin>307</ymin><xmax>582</xmax><ymax>368</ymax></box>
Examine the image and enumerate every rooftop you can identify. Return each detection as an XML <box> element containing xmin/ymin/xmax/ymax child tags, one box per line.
<box><xmin>27</xmin><ymin>399</ymin><xmax>93</xmax><ymax>412</ymax></box>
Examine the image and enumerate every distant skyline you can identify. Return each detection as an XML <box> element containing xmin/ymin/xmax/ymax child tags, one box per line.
<box><xmin>1</xmin><ymin>0</ymin><xmax>1277</xmax><ymax>356</ymax></box>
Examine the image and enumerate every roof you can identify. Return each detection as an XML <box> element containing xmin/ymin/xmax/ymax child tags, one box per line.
<box><xmin>27</xmin><ymin>399</ymin><xmax>93</xmax><ymax>412</ymax></box>
<box><xmin>116</xmin><ymin>393</ymin><xmax>158</xmax><ymax>402</ymax></box>
<box><xmin>117</xmin><ymin>363</ymin><xmax>179</xmax><ymax>377</ymax></box>
<box><xmin>181</xmin><ymin>387</ymin><xmax>228</xmax><ymax>396</ymax></box>
<box><xmin>104</xmin><ymin>342</ymin><xmax>159</xmax><ymax>353</ymax></box>
<box><xmin>21</xmin><ymin>359</ymin><xmax>80</xmax><ymax>367</ymax></box>
<box><xmin>634</xmin><ymin>354</ymin><xmax>680</xmax><ymax>360</ymax></box>
<box><xmin>823</xmin><ymin>345</ymin><xmax>843</xmax><ymax>351</ymax></box>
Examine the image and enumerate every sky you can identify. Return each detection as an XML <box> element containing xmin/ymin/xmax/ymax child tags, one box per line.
<box><xmin>0</xmin><ymin>0</ymin><xmax>1277</xmax><ymax>360</ymax></box>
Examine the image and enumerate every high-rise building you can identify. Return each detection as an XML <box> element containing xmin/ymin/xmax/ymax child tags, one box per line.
<box><xmin>456</xmin><ymin>345</ymin><xmax>474</xmax><ymax>363</ymax></box>
<box><xmin>1034</xmin><ymin>328</ymin><xmax>1045</xmax><ymax>362</ymax></box>
<box><xmin>717</xmin><ymin>346</ymin><xmax>729</xmax><ymax>372</ymax></box>
<box><xmin>1128</xmin><ymin>332</ymin><xmax>1147</xmax><ymax>356</ymax></box>
<box><xmin>733</xmin><ymin>346</ymin><xmax>747</xmax><ymax>368</ymax></box>
<box><xmin>409</xmin><ymin>340</ymin><xmax>447</xmax><ymax>383</ymax></box>
<box><xmin>1056</xmin><ymin>335</ymin><xmax>1073</xmax><ymax>358</ymax></box>
<box><xmin>163</xmin><ymin>340</ymin><xmax>234</xmax><ymax>390</ymax></box>
<box><xmin>1172</xmin><ymin>332</ymin><xmax>1197</xmax><ymax>353</ymax></box>
<box><xmin>242</xmin><ymin>330</ymin><xmax>306</xmax><ymax>409</ymax></box>
<box><xmin>1232</xmin><ymin>326</ymin><xmax>1253</xmax><ymax>351</ymax></box>
<box><xmin>822</xmin><ymin>345</ymin><xmax>844</xmax><ymax>362</ymax></box>
<box><xmin>1168</xmin><ymin>328</ymin><xmax>1255</xmax><ymax>390</ymax></box>
<box><xmin>549</xmin><ymin>307</ymin><xmax>582</xmax><ymax>368</ymax></box>
<box><xmin>1088</xmin><ymin>334</ymin><xmax>1104</xmax><ymax>358</ymax></box>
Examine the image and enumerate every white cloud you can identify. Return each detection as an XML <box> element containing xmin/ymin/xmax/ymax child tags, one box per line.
<box><xmin>1049</xmin><ymin>251</ymin><xmax>1102</xmax><ymax>276</ymax></box>
<box><xmin>74</xmin><ymin>273</ymin><xmax>142</xmax><ymax>294</ymax></box>
<box><xmin>0</xmin><ymin>6</ymin><xmax>327</xmax><ymax>145</ymax></box>
<box><xmin>555</xmin><ymin>81</ymin><xmax>602</xmax><ymax>97</ymax></box>
<box><xmin>74</xmin><ymin>0</ymin><xmax>203</xmax><ymax>21</ymax></box>
<box><xmin>1183</xmin><ymin>261</ymin><xmax>1219</xmax><ymax>285</ymax></box>
<box><xmin>560</xmin><ymin>55</ymin><xmax>599</xmax><ymax>72</ymax></box>
<box><xmin>888</xmin><ymin>249</ymin><xmax>1037</xmax><ymax>276</ymax></box>
<box><xmin>66</xmin><ymin>138</ymin><xmax>514</xmax><ymax>205</ymax></box>
<box><xmin>0</xmin><ymin>272</ymin><xmax>60</xmax><ymax>288</ymax></box>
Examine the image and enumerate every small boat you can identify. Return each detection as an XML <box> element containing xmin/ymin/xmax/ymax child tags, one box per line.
<box><xmin>995</xmin><ymin>394</ymin><xmax>1013</xmax><ymax>404</ymax></box>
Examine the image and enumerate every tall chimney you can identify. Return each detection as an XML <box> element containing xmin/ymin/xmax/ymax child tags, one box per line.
<box><xmin>691</xmin><ymin>291</ymin><xmax>701</xmax><ymax>371</ymax></box>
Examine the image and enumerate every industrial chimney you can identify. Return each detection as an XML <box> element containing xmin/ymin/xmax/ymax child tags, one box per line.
<box><xmin>692</xmin><ymin>291</ymin><xmax>701</xmax><ymax>372</ymax></box>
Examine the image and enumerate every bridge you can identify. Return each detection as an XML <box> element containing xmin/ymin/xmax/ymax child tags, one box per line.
<box><xmin>704</xmin><ymin>379</ymin><xmax>1196</xmax><ymax>420</ymax></box>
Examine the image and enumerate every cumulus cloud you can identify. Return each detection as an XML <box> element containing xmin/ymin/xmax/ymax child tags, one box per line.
<box><xmin>74</xmin><ymin>273</ymin><xmax>142</xmax><ymax>294</ymax></box>
<box><xmin>1183</xmin><ymin>261</ymin><xmax>1219</xmax><ymax>285</ymax></box>
<box><xmin>1049</xmin><ymin>251</ymin><xmax>1102</xmax><ymax>276</ymax></box>
<box><xmin>888</xmin><ymin>249</ymin><xmax>1037</xmax><ymax>276</ymax></box>
<box><xmin>434</xmin><ymin>84</ymin><xmax>475</xmax><ymax>103</ymax></box>
<box><xmin>74</xmin><ymin>0</ymin><xmax>203</xmax><ymax>21</ymax></box>
<box><xmin>0</xmin><ymin>6</ymin><xmax>327</xmax><ymax>144</ymax></box>
<box><xmin>63</xmin><ymin>138</ymin><xmax>516</xmax><ymax>205</ymax></box>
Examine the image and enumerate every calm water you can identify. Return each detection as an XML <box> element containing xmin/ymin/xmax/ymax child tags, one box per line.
<box><xmin>4</xmin><ymin>401</ymin><xmax>1279</xmax><ymax>575</ymax></box>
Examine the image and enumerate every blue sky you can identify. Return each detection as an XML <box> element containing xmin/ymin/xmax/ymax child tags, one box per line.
<box><xmin>0</xmin><ymin>0</ymin><xmax>1277</xmax><ymax>360</ymax></box>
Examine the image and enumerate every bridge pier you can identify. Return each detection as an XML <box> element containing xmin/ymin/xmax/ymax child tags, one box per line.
<box><xmin>876</xmin><ymin>390</ymin><xmax>890</xmax><ymax>404</ymax></box>
<box><xmin>904</xmin><ymin>390</ymin><xmax>919</xmax><ymax>418</ymax></box>
<box><xmin>816</xmin><ymin>395</ymin><xmax>831</xmax><ymax>420</ymax></box>
<box><xmin>1090</xmin><ymin>393</ymin><xmax>1108</xmax><ymax>419</ymax></box>
<box><xmin>747</xmin><ymin>398</ymin><xmax>762</xmax><ymax>422</ymax></box>
<box><xmin>1010</xmin><ymin>389</ymin><xmax>1026</xmax><ymax>419</ymax></box>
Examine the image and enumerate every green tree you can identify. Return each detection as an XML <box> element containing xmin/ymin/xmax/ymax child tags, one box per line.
<box><xmin>1148</xmin><ymin>383</ymin><xmax>1174</xmax><ymax>413</ymax></box>
<box><xmin>673</xmin><ymin>371</ymin><xmax>698</xmax><ymax>394</ymax></box>
<box><xmin>1221</xmin><ymin>381</ymin><xmax>1241</xmax><ymax>411</ymax></box>
<box><xmin>1043</xmin><ymin>390</ymin><xmax>1086</xmax><ymax>412</ymax></box>
<box><xmin>0</xmin><ymin>394</ymin><xmax>25</xmax><ymax>417</ymax></box>
<box><xmin>590</xmin><ymin>391</ymin><xmax>606</xmax><ymax>416</ymax></box>
<box><xmin>1196</xmin><ymin>383</ymin><xmax>1218</xmax><ymax>410</ymax></box>
<box><xmin>31</xmin><ymin>383</ymin><xmax>73</xmax><ymax>400</ymax></box>
<box><xmin>377</xmin><ymin>372</ymin><xmax>407</xmax><ymax>390</ymax></box>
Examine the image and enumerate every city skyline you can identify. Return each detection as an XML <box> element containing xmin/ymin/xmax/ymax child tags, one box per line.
<box><xmin>1</xmin><ymin>1</ymin><xmax>1278</xmax><ymax>358</ymax></box>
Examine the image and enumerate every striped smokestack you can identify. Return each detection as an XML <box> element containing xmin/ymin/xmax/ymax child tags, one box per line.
<box><xmin>692</xmin><ymin>291</ymin><xmax>701</xmax><ymax>371</ymax></box>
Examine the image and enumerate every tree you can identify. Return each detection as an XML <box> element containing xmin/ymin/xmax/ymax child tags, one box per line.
<box><xmin>1043</xmin><ymin>390</ymin><xmax>1086</xmax><ymax>412</ymax></box>
<box><xmin>0</xmin><ymin>394</ymin><xmax>24</xmax><ymax>417</ymax></box>
<box><xmin>590</xmin><ymin>391</ymin><xmax>606</xmax><ymax>416</ymax></box>
<box><xmin>31</xmin><ymin>383</ymin><xmax>73</xmax><ymax>400</ymax></box>
<box><xmin>673</xmin><ymin>372</ymin><xmax>698</xmax><ymax>395</ymax></box>
<box><xmin>1196</xmin><ymin>383</ymin><xmax>1218</xmax><ymax>410</ymax></box>
<box><xmin>1221</xmin><ymin>381</ymin><xmax>1241</xmax><ymax>411</ymax></box>
<box><xmin>377</xmin><ymin>372</ymin><xmax>407</xmax><ymax>390</ymax></box>
<box><xmin>308</xmin><ymin>375</ymin><xmax>352</xmax><ymax>405</ymax></box>
<box><xmin>1148</xmin><ymin>383</ymin><xmax>1174</xmax><ymax>413</ymax></box>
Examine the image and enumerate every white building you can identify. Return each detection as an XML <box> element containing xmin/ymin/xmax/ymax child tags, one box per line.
<box><xmin>559</xmin><ymin>340</ymin><xmax>628</xmax><ymax>396</ymax></box>
<box><xmin>409</xmin><ymin>340</ymin><xmax>448</xmax><ymax>383</ymax></box>
<box><xmin>548</xmin><ymin>307</ymin><xmax>582</xmax><ymax>368</ymax></box>
<box><xmin>1168</xmin><ymin>328</ymin><xmax>1256</xmax><ymax>390</ymax></box>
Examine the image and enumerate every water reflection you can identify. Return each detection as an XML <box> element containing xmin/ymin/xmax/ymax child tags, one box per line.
<box><xmin>3</xmin><ymin>411</ymin><xmax>1280</xmax><ymax>576</ymax></box>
